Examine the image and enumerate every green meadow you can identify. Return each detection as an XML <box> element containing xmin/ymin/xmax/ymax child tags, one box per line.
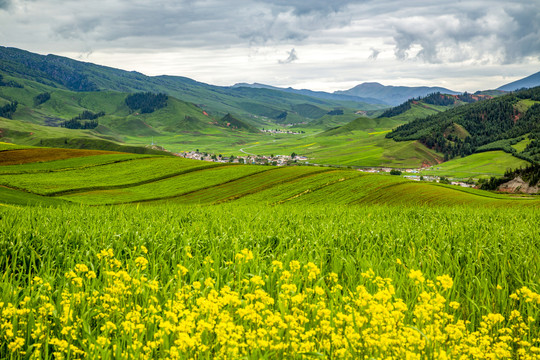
<box><xmin>0</xmin><ymin>138</ymin><xmax>539</xmax><ymax>359</ymax></box>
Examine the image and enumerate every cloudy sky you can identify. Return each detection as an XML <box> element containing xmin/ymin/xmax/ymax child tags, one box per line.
<box><xmin>1</xmin><ymin>0</ymin><xmax>539</xmax><ymax>92</ymax></box>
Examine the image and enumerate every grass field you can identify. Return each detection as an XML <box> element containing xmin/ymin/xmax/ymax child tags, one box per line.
<box><xmin>1</xmin><ymin>146</ymin><xmax>539</xmax><ymax>359</ymax></box>
<box><xmin>0</xmin><ymin>204</ymin><xmax>538</xmax><ymax>359</ymax></box>
<box><xmin>0</xmin><ymin>148</ymin><xmax>537</xmax><ymax>207</ymax></box>
<box><xmin>421</xmin><ymin>151</ymin><xmax>530</xmax><ymax>178</ymax></box>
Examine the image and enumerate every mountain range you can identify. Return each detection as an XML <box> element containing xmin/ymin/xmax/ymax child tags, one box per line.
<box><xmin>335</xmin><ymin>82</ymin><xmax>460</xmax><ymax>106</ymax></box>
<box><xmin>497</xmin><ymin>71</ymin><xmax>540</xmax><ymax>92</ymax></box>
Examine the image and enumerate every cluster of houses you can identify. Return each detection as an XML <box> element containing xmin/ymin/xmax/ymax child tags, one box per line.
<box><xmin>178</xmin><ymin>151</ymin><xmax>308</xmax><ymax>166</ymax></box>
<box><xmin>157</xmin><ymin>144</ymin><xmax>477</xmax><ymax>188</ymax></box>
<box><xmin>261</xmin><ymin>129</ymin><xmax>304</xmax><ymax>135</ymax></box>
<box><xmin>357</xmin><ymin>167</ymin><xmax>475</xmax><ymax>188</ymax></box>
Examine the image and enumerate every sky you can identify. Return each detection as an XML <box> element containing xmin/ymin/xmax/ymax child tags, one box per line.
<box><xmin>1</xmin><ymin>0</ymin><xmax>539</xmax><ymax>93</ymax></box>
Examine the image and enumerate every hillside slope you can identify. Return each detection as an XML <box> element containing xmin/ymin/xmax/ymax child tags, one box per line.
<box><xmin>0</xmin><ymin>46</ymin><xmax>381</xmax><ymax>128</ymax></box>
<box><xmin>0</xmin><ymin>147</ymin><xmax>537</xmax><ymax>207</ymax></box>
<box><xmin>387</xmin><ymin>87</ymin><xmax>540</xmax><ymax>163</ymax></box>
<box><xmin>498</xmin><ymin>71</ymin><xmax>540</xmax><ymax>91</ymax></box>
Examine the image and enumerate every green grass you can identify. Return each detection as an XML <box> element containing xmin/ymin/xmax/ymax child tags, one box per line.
<box><xmin>0</xmin><ymin>144</ymin><xmax>539</xmax><ymax>358</ymax></box>
<box><xmin>512</xmin><ymin>137</ymin><xmax>532</xmax><ymax>152</ymax></box>
<box><xmin>1</xmin><ymin>203</ymin><xmax>538</xmax><ymax>336</ymax></box>
<box><xmin>0</xmin><ymin>156</ymin><xmax>222</xmax><ymax>195</ymax></box>
<box><xmin>61</xmin><ymin>165</ymin><xmax>273</xmax><ymax>205</ymax></box>
<box><xmin>0</xmin><ymin>141</ymin><xmax>32</xmax><ymax>151</ymax></box>
<box><xmin>421</xmin><ymin>151</ymin><xmax>530</xmax><ymax>178</ymax></box>
<box><xmin>167</xmin><ymin>166</ymin><xmax>331</xmax><ymax>204</ymax></box>
<box><xmin>0</xmin><ymin>186</ymin><xmax>69</xmax><ymax>206</ymax></box>
<box><xmin>2</xmin><ymin>151</ymin><xmax>537</xmax><ymax>207</ymax></box>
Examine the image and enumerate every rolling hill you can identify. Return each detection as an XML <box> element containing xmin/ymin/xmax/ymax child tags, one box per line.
<box><xmin>334</xmin><ymin>82</ymin><xmax>459</xmax><ymax>105</ymax></box>
<box><xmin>387</xmin><ymin>87</ymin><xmax>540</xmax><ymax>163</ymax></box>
<box><xmin>0</xmin><ymin>46</ymin><xmax>383</xmax><ymax>128</ymax></box>
<box><xmin>231</xmin><ymin>82</ymin><xmax>386</xmax><ymax>105</ymax></box>
<box><xmin>1</xmin><ymin>146</ymin><xmax>538</xmax><ymax>207</ymax></box>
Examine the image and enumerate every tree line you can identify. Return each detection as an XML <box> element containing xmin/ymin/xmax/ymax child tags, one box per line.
<box><xmin>378</xmin><ymin>92</ymin><xmax>482</xmax><ymax>119</ymax></box>
<box><xmin>34</xmin><ymin>92</ymin><xmax>51</xmax><ymax>106</ymax></box>
<box><xmin>0</xmin><ymin>101</ymin><xmax>18</xmax><ymax>119</ymax></box>
<box><xmin>479</xmin><ymin>163</ymin><xmax>540</xmax><ymax>190</ymax></box>
<box><xmin>387</xmin><ymin>87</ymin><xmax>540</xmax><ymax>162</ymax></box>
<box><xmin>59</xmin><ymin>110</ymin><xmax>104</xmax><ymax>129</ymax></box>
<box><xmin>125</xmin><ymin>92</ymin><xmax>168</xmax><ymax>114</ymax></box>
<box><xmin>0</xmin><ymin>74</ymin><xmax>23</xmax><ymax>88</ymax></box>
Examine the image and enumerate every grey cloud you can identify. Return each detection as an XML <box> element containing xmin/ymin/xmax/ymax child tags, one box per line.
<box><xmin>368</xmin><ymin>48</ymin><xmax>380</xmax><ymax>60</ymax></box>
<box><xmin>48</xmin><ymin>0</ymin><xmax>354</xmax><ymax>48</ymax></box>
<box><xmin>0</xmin><ymin>0</ymin><xmax>11</xmax><ymax>9</ymax></box>
<box><xmin>265</xmin><ymin>0</ymin><xmax>353</xmax><ymax>15</ymax></box>
<box><xmin>279</xmin><ymin>48</ymin><xmax>298</xmax><ymax>64</ymax></box>
<box><xmin>388</xmin><ymin>1</ymin><xmax>540</xmax><ymax>64</ymax></box>
<box><xmin>1</xmin><ymin>0</ymin><xmax>539</xmax><ymax>93</ymax></box>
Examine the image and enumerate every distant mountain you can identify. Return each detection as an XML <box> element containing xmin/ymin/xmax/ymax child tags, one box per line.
<box><xmin>334</xmin><ymin>82</ymin><xmax>459</xmax><ymax>106</ymax></box>
<box><xmin>0</xmin><ymin>46</ymin><xmax>381</xmax><ymax>130</ymax></box>
<box><xmin>232</xmin><ymin>83</ymin><xmax>387</xmax><ymax>105</ymax></box>
<box><xmin>497</xmin><ymin>71</ymin><xmax>540</xmax><ymax>91</ymax></box>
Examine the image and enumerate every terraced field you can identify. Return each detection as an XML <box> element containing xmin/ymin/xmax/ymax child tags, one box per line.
<box><xmin>0</xmin><ymin>148</ymin><xmax>124</xmax><ymax>165</ymax></box>
<box><xmin>62</xmin><ymin>165</ymin><xmax>275</xmax><ymax>205</ymax></box>
<box><xmin>1</xmin><ymin>146</ymin><xmax>540</xmax><ymax>359</ymax></box>
<box><xmin>0</xmin><ymin>147</ymin><xmax>537</xmax><ymax>207</ymax></box>
<box><xmin>0</xmin><ymin>155</ymin><xmax>223</xmax><ymax>195</ymax></box>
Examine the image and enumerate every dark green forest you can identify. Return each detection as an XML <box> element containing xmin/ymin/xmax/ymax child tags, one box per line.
<box><xmin>0</xmin><ymin>101</ymin><xmax>18</xmax><ymax>119</ymax></box>
<box><xmin>33</xmin><ymin>92</ymin><xmax>51</xmax><ymax>106</ymax></box>
<box><xmin>59</xmin><ymin>110</ymin><xmax>104</xmax><ymax>129</ymax></box>
<box><xmin>479</xmin><ymin>163</ymin><xmax>540</xmax><ymax>190</ymax></box>
<box><xmin>387</xmin><ymin>87</ymin><xmax>540</xmax><ymax>163</ymax></box>
<box><xmin>125</xmin><ymin>92</ymin><xmax>168</xmax><ymax>114</ymax></box>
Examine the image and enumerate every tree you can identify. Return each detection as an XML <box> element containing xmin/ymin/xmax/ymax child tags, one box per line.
<box><xmin>390</xmin><ymin>169</ymin><xmax>402</xmax><ymax>175</ymax></box>
<box><xmin>291</xmin><ymin>152</ymin><xmax>297</xmax><ymax>159</ymax></box>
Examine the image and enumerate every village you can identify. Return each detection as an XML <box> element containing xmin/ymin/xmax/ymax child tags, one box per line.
<box><xmin>261</xmin><ymin>128</ymin><xmax>305</xmax><ymax>135</ymax></box>
<box><xmin>179</xmin><ymin>150</ymin><xmax>308</xmax><ymax>166</ymax></box>
<box><xmin>177</xmin><ymin>150</ymin><xmax>476</xmax><ymax>188</ymax></box>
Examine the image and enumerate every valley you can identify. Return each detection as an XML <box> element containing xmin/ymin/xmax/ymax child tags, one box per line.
<box><xmin>1</xmin><ymin>45</ymin><xmax>539</xmax><ymax>360</ymax></box>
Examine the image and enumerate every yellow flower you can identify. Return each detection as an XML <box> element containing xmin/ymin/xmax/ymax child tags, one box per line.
<box><xmin>408</xmin><ymin>269</ymin><xmax>425</xmax><ymax>284</ymax></box>
<box><xmin>436</xmin><ymin>274</ymin><xmax>453</xmax><ymax>290</ymax></box>
<box><xmin>250</xmin><ymin>276</ymin><xmax>265</xmax><ymax>286</ymax></box>
<box><xmin>204</xmin><ymin>278</ymin><xmax>215</xmax><ymax>288</ymax></box>
<box><xmin>74</xmin><ymin>264</ymin><xmax>89</xmax><ymax>273</ymax></box>
<box><xmin>135</xmin><ymin>256</ymin><xmax>148</xmax><ymax>270</ymax></box>
<box><xmin>185</xmin><ymin>246</ymin><xmax>193</xmax><ymax>259</ymax></box>
<box><xmin>177</xmin><ymin>265</ymin><xmax>189</xmax><ymax>276</ymax></box>
<box><xmin>8</xmin><ymin>337</ymin><xmax>25</xmax><ymax>352</ymax></box>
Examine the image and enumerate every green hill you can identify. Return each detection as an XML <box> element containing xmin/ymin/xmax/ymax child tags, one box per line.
<box><xmin>217</xmin><ymin>113</ymin><xmax>260</xmax><ymax>133</ymax></box>
<box><xmin>0</xmin><ymin>46</ymin><xmax>382</xmax><ymax>129</ymax></box>
<box><xmin>387</xmin><ymin>87</ymin><xmax>540</xmax><ymax>163</ymax></box>
<box><xmin>320</xmin><ymin>102</ymin><xmax>444</xmax><ymax>137</ymax></box>
<box><xmin>1</xmin><ymin>147</ymin><xmax>537</xmax><ymax>207</ymax></box>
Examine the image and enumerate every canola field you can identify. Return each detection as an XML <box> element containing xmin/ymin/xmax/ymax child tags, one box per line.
<box><xmin>0</xmin><ymin>148</ymin><xmax>539</xmax><ymax>359</ymax></box>
<box><xmin>1</xmin><ymin>204</ymin><xmax>539</xmax><ymax>359</ymax></box>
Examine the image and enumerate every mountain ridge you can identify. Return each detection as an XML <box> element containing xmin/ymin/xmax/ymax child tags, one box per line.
<box><xmin>335</xmin><ymin>82</ymin><xmax>460</xmax><ymax>106</ymax></box>
<box><xmin>497</xmin><ymin>71</ymin><xmax>540</xmax><ymax>92</ymax></box>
